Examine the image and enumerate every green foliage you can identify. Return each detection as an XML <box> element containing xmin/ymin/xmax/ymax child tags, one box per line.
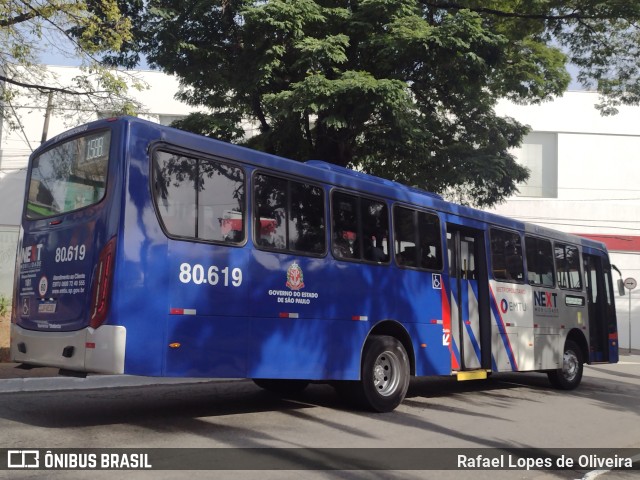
<box><xmin>0</xmin><ymin>0</ymin><xmax>141</xmax><ymax>136</ymax></box>
<box><xmin>0</xmin><ymin>295</ymin><xmax>9</xmax><ymax>317</ymax></box>
<box><xmin>170</xmin><ymin>112</ymin><xmax>245</xmax><ymax>143</ymax></box>
<box><xmin>104</xmin><ymin>0</ymin><xmax>640</xmax><ymax>206</ymax></box>
<box><xmin>547</xmin><ymin>1</ymin><xmax>640</xmax><ymax>114</ymax></box>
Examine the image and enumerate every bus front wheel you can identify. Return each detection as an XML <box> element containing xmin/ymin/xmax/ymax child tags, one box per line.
<box><xmin>356</xmin><ymin>335</ymin><xmax>410</xmax><ymax>412</ymax></box>
<box><xmin>547</xmin><ymin>340</ymin><xmax>583</xmax><ymax>390</ymax></box>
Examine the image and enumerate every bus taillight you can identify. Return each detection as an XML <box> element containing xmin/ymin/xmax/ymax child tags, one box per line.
<box><xmin>89</xmin><ymin>237</ymin><xmax>117</xmax><ymax>329</ymax></box>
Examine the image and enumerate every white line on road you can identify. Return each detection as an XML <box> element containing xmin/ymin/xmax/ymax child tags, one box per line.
<box><xmin>581</xmin><ymin>469</ymin><xmax>609</xmax><ymax>480</ymax></box>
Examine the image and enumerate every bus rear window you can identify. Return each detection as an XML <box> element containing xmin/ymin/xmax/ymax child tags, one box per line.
<box><xmin>26</xmin><ymin>131</ymin><xmax>111</xmax><ymax>219</ymax></box>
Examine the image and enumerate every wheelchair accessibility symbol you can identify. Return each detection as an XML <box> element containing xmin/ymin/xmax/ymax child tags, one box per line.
<box><xmin>432</xmin><ymin>273</ymin><xmax>442</xmax><ymax>290</ymax></box>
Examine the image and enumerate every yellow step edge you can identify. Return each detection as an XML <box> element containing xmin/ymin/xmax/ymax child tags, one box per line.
<box><xmin>456</xmin><ymin>370</ymin><xmax>489</xmax><ymax>381</ymax></box>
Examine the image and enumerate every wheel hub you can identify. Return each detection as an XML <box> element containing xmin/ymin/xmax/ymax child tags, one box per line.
<box><xmin>563</xmin><ymin>350</ymin><xmax>579</xmax><ymax>381</ymax></box>
<box><xmin>372</xmin><ymin>352</ymin><xmax>400</xmax><ymax>396</ymax></box>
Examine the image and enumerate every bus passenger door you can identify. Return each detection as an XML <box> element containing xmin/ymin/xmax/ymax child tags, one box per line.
<box><xmin>584</xmin><ymin>253</ymin><xmax>618</xmax><ymax>363</ymax></box>
<box><xmin>446</xmin><ymin>226</ymin><xmax>491</xmax><ymax>372</ymax></box>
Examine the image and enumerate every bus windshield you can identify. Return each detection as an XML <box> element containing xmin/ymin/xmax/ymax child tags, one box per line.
<box><xmin>26</xmin><ymin>130</ymin><xmax>111</xmax><ymax>219</ymax></box>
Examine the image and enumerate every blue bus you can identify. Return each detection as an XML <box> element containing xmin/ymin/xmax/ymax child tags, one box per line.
<box><xmin>11</xmin><ymin>116</ymin><xmax>618</xmax><ymax>412</ymax></box>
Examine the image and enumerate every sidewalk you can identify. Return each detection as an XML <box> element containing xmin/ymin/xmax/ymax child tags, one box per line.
<box><xmin>0</xmin><ymin>362</ymin><xmax>237</xmax><ymax>393</ymax></box>
<box><xmin>0</xmin><ymin>362</ymin><xmax>60</xmax><ymax>379</ymax></box>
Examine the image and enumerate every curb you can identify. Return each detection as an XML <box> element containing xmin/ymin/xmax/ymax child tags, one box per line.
<box><xmin>0</xmin><ymin>372</ymin><xmax>241</xmax><ymax>394</ymax></box>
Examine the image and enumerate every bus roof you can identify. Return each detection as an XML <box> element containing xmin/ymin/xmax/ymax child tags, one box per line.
<box><xmin>37</xmin><ymin>116</ymin><xmax>609</xmax><ymax>254</ymax></box>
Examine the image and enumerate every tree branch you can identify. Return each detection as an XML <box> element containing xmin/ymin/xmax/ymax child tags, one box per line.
<box><xmin>0</xmin><ymin>10</ymin><xmax>40</xmax><ymax>27</ymax></box>
<box><xmin>0</xmin><ymin>73</ymin><xmax>111</xmax><ymax>96</ymax></box>
<box><xmin>2</xmin><ymin>1</ymin><xmax>80</xmax><ymax>28</ymax></box>
<box><xmin>251</xmin><ymin>94</ymin><xmax>270</xmax><ymax>133</ymax></box>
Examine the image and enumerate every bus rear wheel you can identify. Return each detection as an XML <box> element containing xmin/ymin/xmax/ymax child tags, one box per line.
<box><xmin>547</xmin><ymin>340</ymin><xmax>583</xmax><ymax>390</ymax></box>
<box><xmin>351</xmin><ymin>335</ymin><xmax>410</xmax><ymax>412</ymax></box>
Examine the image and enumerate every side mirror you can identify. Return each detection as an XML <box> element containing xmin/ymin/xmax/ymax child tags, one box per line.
<box><xmin>612</xmin><ymin>265</ymin><xmax>625</xmax><ymax>296</ymax></box>
<box><xmin>618</xmin><ymin>279</ymin><xmax>626</xmax><ymax>297</ymax></box>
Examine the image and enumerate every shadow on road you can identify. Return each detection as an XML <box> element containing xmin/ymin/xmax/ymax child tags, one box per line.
<box><xmin>0</xmin><ymin>366</ymin><xmax>636</xmax><ymax>435</ymax></box>
<box><xmin>0</xmin><ymin>372</ymin><xmax>547</xmax><ymax>429</ymax></box>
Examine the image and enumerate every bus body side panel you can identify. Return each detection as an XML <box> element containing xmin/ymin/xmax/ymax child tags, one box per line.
<box><xmin>163</xmin><ymin>240</ymin><xmax>250</xmax><ymax>378</ymax></box>
<box><xmin>246</xmin><ymin>252</ymin><xmax>451</xmax><ymax>380</ymax></box>
<box><xmin>488</xmin><ymin>281</ymin><xmax>528</xmax><ymax>372</ymax></box>
<box><xmin>247</xmin><ymin>251</ymin><xmax>343</xmax><ymax>379</ymax></box>
<box><xmin>247</xmin><ymin>317</ymin><xmax>365</xmax><ymax>380</ymax></box>
<box><xmin>529</xmin><ymin>284</ymin><xmax>563</xmax><ymax>371</ymax></box>
<box><xmin>548</xmin><ymin>259</ymin><xmax>589</xmax><ymax>365</ymax></box>
<box><xmin>393</xmin><ymin>269</ymin><xmax>452</xmax><ymax>377</ymax></box>
<box><xmin>115</xmin><ymin>120</ymin><xmax>255</xmax><ymax>378</ymax></box>
<box><xmin>406</xmin><ymin>321</ymin><xmax>452</xmax><ymax>377</ymax></box>
<box><xmin>157</xmin><ymin>241</ymin><xmax>452</xmax><ymax>380</ymax></box>
<box><xmin>114</xmin><ymin>121</ymin><xmax>168</xmax><ymax>376</ymax></box>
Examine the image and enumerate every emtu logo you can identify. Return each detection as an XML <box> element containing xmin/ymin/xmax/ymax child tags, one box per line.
<box><xmin>7</xmin><ymin>450</ymin><xmax>39</xmax><ymax>468</ymax></box>
<box><xmin>500</xmin><ymin>298</ymin><xmax>528</xmax><ymax>313</ymax></box>
<box><xmin>21</xmin><ymin>244</ymin><xmax>44</xmax><ymax>264</ymax></box>
<box><xmin>500</xmin><ymin>299</ymin><xmax>509</xmax><ymax>314</ymax></box>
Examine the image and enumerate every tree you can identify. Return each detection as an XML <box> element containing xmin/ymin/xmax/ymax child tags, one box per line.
<box><xmin>0</xmin><ymin>0</ymin><xmax>142</xmax><ymax>147</ymax></box>
<box><xmin>103</xmin><ymin>0</ymin><xmax>640</xmax><ymax>206</ymax></box>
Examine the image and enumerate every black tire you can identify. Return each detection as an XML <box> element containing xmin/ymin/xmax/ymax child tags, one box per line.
<box><xmin>347</xmin><ymin>335</ymin><xmax>410</xmax><ymax>412</ymax></box>
<box><xmin>547</xmin><ymin>339</ymin><xmax>583</xmax><ymax>390</ymax></box>
<box><xmin>252</xmin><ymin>379</ymin><xmax>309</xmax><ymax>395</ymax></box>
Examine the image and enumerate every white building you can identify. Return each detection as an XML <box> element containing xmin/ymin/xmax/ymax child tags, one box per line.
<box><xmin>0</xmin><ymin>66</ymin><xmax>201</xmax><ymax>300</ymax></box>
<box><xmin>1</xmin><ymin>67</ymin><xmax>638</xmax><ymax>349</ymax></box>
<box><xmin>492</xmin><ymin>92</ymin><xmax>640</xmax><ymax>352</ymax></box>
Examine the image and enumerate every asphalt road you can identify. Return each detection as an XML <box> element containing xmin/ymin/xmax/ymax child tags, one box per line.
<box><xmin>0</xmin><ymin>355</ymin><xmax>639</xmax><ymax>480</ymax></box>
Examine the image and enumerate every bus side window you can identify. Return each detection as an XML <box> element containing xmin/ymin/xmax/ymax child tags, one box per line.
<box><xmin>361</xmin><ymin>198</ymin><xmax>389</xmax><ymax>263</ymax></box>
<box><xmin>393</xmin><ymin>206</ymin><xmax>442</xmax><ymax>270</ymax></box>
<box><xmin>290</xmin><ymin>182</ymin><xmax>325</xmax><ymax>254</ymax></box>
<box><xmin>490</xmin><ymin>228</ymin><xmax>524</xmax><ymax>282</ymax></box>
<box><xmin>555</xmin><ymin>243</ymin><xmax>582</xmax><ymax>290</ymax></box>
<box><xmin>254</xmin><ymin>174</ymin><xmax>288</xmax><ymax>250</ymax></box>
<box><xmin>394</xmin><ymin>206</ymin><xmax>416</xmax><ymax>267</ymax></box>
<box><xmin>331</xmin><ymin>192</ymin><xmax>389</xmax><ymax>263</ymax></box>
<box><xmin>254</xmin><ymin>174</ymin><xmax>326</xmax><ymax>255</ymax></box>
<box><xmin>153</xmin><ymin>151</ymin><xmax>246</xmax><ymax>244</ymax></box>
<box><xmin>332</xmin><ymin>192</ymin><xmax>358</xmax><ymax>259</ymax></box>
<box><xmin>525</xmin><ymin>236</ymin><xmax>554</xmax><ymax>287</ymax></box>
<box><xmin>153</xmin><ymin>152</ymin><xmax>197</xmax><ymax>238</ymax></box>
<box><xmin>199</xmin><ymin>161</ymin><xmax>245</xmax><ymax>244</ymax></box>
<box><xmin>418</xmin><ymin>211</ymin><xmax>443</xmax><ymax>270</ymax></box>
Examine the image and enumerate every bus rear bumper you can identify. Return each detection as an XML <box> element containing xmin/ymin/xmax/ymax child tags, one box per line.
<box><xmin>10</xmin><ymin>324</ymin><xmax>126</xmax><ymax>374</ymax></box>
